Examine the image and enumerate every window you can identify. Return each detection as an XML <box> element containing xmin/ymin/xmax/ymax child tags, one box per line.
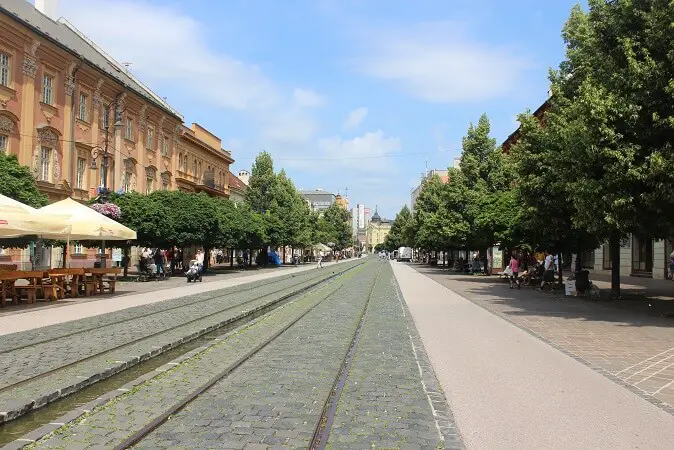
<box><xmin>146</xmin><ymin>128</ymin><xmax>153</xmax><ymax>149</ymax></box>
<box><xmin>0</xmin><ymin>135</ymin><xmax>6</xmax><ymax>153</ymax></box>
<box><xmin>193</xmin><ymin>158</ymin><xmax>197</xmax><ymax>175</ymax></box>
<box><xmin>76</xmin><ymin>157</ymin><xmax>86</xmax><ymax>189</ymax></box>
<box><xmin>78</xmin><ymin>92</ymin><xmax>88</xmax><ymax>121</ymax></box>
<box><xmin>73</xmin><ymin>243</ymin><xmax>83</xmax><ymax>254</ymax></box>
<box><xmin>178</xmin><ymin>153</ymin><xmax>182</xmax><ymax>171</ymax></box>
<box><xmin>42</xmin><ymin>74</ymin><xmax>54</xmax><ymax>105</ymax></box>
<box><xmin>183</xmin><ymin>156</ymin><xmax>187</xmax><ymax>172</ymax></box>
<box><xmin>123</xmin><ymin>171</ymin><xmax>132</xmax><ymax>192</ymax></box>
<box><xmin>101</xmin><ymin>106</ymin><xmax>109</xmax><ymax>129</ymax></box>
<box><xmin>161</xmin><ymin>135</ymin><xmax>168</xmax><ymax>156</ymax></box>
<box><xmin>39</xmin><ymin>146</ymin><xmax>52</xmax><ymax>182</ymax></box>
<box><xmin>162</xmin><ymin>181</ymin><xmax>168</xmax><ymax>191</ymax></box>
<box><xmin>0</xmin><ymin>52</ymin><xmax>9</xmax><ymax>87</ymax></box>
<box><xmin>125</xmin><ymin>117</ymin><xmax>133</xmax><ymax>140</ymax></box>
<box><xmin>146</xmin><ymin>177</ymin><xmax>153</xmax><ymax>195</ymax></box>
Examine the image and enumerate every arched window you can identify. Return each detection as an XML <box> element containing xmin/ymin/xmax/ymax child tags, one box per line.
<box><xmin>193</xmin><ymin>158</ymin><xmax>197</xmax><ymax>175</ymax></box>
<box><xmin>183</xmin><ymin>155</ymin><xmax>188</xmax><ymax>172</ymax></box>
<box><xmin>178</xmin><ymin>153</ymin><xmax>182</xmax><ymax>171</ymax></box>
<box><xmin>198</xmin><ymin>162</ymin><xmax>202</xmax><ymax>179</ymax></box>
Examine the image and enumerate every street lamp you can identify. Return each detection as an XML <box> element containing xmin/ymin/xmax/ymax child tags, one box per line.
<box><xmin>90</xmin><ymin>97</ymin><xmax>123</xmax><ymax>202</ymax></box>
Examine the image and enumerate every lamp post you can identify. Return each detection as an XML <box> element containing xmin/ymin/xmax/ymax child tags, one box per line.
<box><xmin>90</xmin><ymin>96</ymin><xmax>123</xmax><ymax>202</ymax></box>
<box><xmin>89</xmin><ymin>96</ymin><xmax>123</xmax><ymax>268</ymax></box>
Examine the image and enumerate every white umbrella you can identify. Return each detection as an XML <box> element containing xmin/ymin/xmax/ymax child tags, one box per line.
<box><xmin>39</xmin><ymin>198</ymin><xmax>136</xmax><ymax>268</ymax></box>
<box><xmin>38</xmin><ymin>198</ymin><xmax>136</xmax><ymax>241</ymax></box>
<box><xmin>0</xmin><ymin>194</ymin><xmax>71</xmax><ymax>238</ymax></box>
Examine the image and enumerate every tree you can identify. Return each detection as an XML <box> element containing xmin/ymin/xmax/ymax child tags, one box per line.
<box><xmin>459</xmin><ymin>114</ymin><xmax>509</xmax><ymax>272</ymax></box>
<box><xmin>245</xmin><ymin>152</ymin><xmax>276</xmax><ymax>214</ymax></box>
<box><xmin>322</xmin><ymin>202</ymin><xmax>351</xmax><ymax>251</ymax></box>
<box><xmin>0</xmin><ymin>153</ymin><xmax>48</xmax><ymax>208</ymax></box>
<box><xmin>412</xmin><ymin>173</ymin><xmax>469</xmax><ymax>253</ymax></box>
<box><xmin>384</xmin><ymin>205</ymin><xmax>413</xmax><ymax>251</ymax></box>
<box><xmin>549</xmin><ymin>0</ymin><xmax>674</xmax><ymax>296</ymax></box>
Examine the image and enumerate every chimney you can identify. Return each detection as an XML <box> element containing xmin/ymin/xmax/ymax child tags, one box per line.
<box><xmin>237</xmin><ymin>170</ymin><xmax>250</xmax><ymax>186</ymax></box>
<box><xmin>35</xmin><ymin>0</ymin><xmax>59</xmax><ymax>21</ymax></box>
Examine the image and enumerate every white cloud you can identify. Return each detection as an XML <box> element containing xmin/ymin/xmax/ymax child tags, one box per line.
<box><xmin>343</xmin><ymin>107</ymin><xmax>368</xmax><ymax>129</ymax></box>
<box><xmin>352</xmin><ymin>21</ymin><xmax>531</xmax><ymax>103</ymax></box>
<box><xmin>261</xmin><ymin>111</ymin><xmax>318</xmax><ymax>144</ymax></box>
<box><xmin>59</xmin><ymin>0</ymin><xmax>281</xmax><ymax>111</ymax></box>
<box><xmin>317</xmin><ymin>130</ymin><xmax>401</xmax><ymax>171</ymax></box>
<box><xmin>293</xmin><ymin>88</ymin><xmax>325</xmax><ymax>108</ymax></box>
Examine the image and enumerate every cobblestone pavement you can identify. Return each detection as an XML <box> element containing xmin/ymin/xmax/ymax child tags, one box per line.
<box><xmin>29</xmin><ymin>262</ymin><xmax>362</xmax><ymax>449</ymax></box>
<box><xmin>0</xmin><ymin>264</ymin><xmax>360</xmax><ymax>423</ymax></box>
<box><xmin>25</xmin><ymin>259</ymin><xmax>458</xmax><ymax>449</ymax></box>
<box><xmin>327</xmin><ymin>263</ymin><xmax>463</xmax><ymax>449</ymax></box>
<box><xmin>413</xmin><ymin>265</ymin><xmax>674</xmax><ymax>409</ymax></box>
<box><xmin>1</xmin><ymin>268</ymin><xmax>330</xmax><ymax>387</ymax></box>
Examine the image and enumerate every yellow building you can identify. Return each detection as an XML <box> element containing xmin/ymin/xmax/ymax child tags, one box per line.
<box><xmin>0</xmin><ymin>2</ymin><xmax>233</xmax><ymax>268</ymax></box>
<box><xmin>365</xmin><ymin>209</ymin><xmax>391</xmax><ymax>253</ymax></box>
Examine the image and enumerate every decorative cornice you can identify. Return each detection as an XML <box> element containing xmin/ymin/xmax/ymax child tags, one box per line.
<box><xmin>22</xmin><ymin>40</ymin><xmax>40</xmax><ymax>78</ymax></box>
<box><xmin>64</xmin><ymin>61</ymin><xmax>77</xmax><ymax>96</ymax></box>
<box><xmin>93</xmin><ymin>78</ymin><xmax>104</xmax><ymax>107</ymax></box>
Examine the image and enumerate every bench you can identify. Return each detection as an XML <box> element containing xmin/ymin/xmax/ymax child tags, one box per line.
<box><xmin>0</xmin><ymin>270</ymin><xmax>45</xmax><ymax>305</ymax></box>
<box><xmin>87</xmin><ymin>267</ymin><xmax>122</xmax><ymax>294</ymax></box>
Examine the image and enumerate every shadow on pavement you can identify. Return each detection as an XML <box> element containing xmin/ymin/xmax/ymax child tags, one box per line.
<box><xmin>409</xmin><ymin>263</ymin><xmax>674</xmax><ymax>328</ymax></box>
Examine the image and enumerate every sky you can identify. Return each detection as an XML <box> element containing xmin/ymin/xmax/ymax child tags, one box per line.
<box><xmin>46</xmin><ymin>0</ymin><xmax>584</xmax><ymax>219</ymax></box>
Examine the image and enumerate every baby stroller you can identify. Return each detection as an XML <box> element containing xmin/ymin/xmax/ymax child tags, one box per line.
<box><xmin>185</xmin><ymin>259</ymin><xmax>202</xmax><ymax>283</ymax></box>
<box><xmin>138</xmin><ymin>255</ymin><xmax>156</xmax><ymax>282</ymax></box>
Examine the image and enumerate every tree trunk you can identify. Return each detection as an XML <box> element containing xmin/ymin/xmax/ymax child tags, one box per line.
<box><xmin>203</xmin><ymin>246</ymin><xmax>211</xmax><ymax>271</ymax></box>
<box><xmin>283</xmin><ymin>246</ymin><xmax>286</xmax><ymax>264</ymax></box>
<box><xmin>610</xmin><ymin>232</ymin><xmax>621</xmax><ymax>298</ymax></box>
<box><xmin>557</xmin><ymin>253</ymin><xmax>563</xmax><ymax>285</ymax></box>
<box><xmin>62</xmin><ymin>243</ymin><xmax>67</xmax><ymax>268</ymax></box>
<box><xmin>442</xmin><ymin>251</ymin><xmax>446</xmax><ymax>268</ymax></box>
<box><xmin>230</xmin><ymin>248</ymin><xmax>234</xmax><ymax>268</ymax></box>
<box><xmin>123</xmin><ymin>247</ymin><xmax>129</xmax><ymax>278</ymax></box>
<box><xmin>482</xmin><ymin>248</ymin><xmax>489</xmax><ymax>275</ymax></box>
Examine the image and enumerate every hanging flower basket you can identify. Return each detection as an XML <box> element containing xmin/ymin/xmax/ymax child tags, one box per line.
<box><xmin>90</xmin><ymin>202</ymin><xmax>122</xmax><ymax>220</ymax></box>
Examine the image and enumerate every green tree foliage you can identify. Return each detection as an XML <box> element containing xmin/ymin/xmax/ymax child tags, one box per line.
<box><xmin>412</xmin><ymin>173</ymin><xmax>469</xmax><ymax>252</ymax></box>
<box><xmin>0</xmin><ymin>153</ymin><xmax>48</xmax><ymax>208</ymax></box>
<box><xmin>459</xmin><ymin>115</ymin><xmax>510</xmax><ymax>270</ymax></box>
<box><xmin>545</xmin><ymin>0</ymin><xmax>674</xmax><ymax>295</ymax></box>
<box><xmin>384</xmin><ymin>205</ymin><xmax>413</xmax><ymax>251</ymax></box>
<box><xmin>321</xmin><ymin>202</ymin><xmax>351</xmax><ymax>250</ymax></box>
<box><xmin>245</xmin><ymin>151</ymin><xmax>276</xmax><ymax>214</ymax></box>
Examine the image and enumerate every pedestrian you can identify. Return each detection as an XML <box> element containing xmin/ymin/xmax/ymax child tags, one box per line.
<box><xmin>153</xmin><ymin>248</ymin><xmax>164</xmax><ymax>278</ymax></box>
<box><xmin>317</xmin><ymin>251</ymin><xmax>323</xmax><ymax>268</ymax></box>
<box><xmin>509</xmin><ymin>251</ymin><xmax>521</xmax><ymax>289</ymax></box>
<box><xmin>195</xmin><ymin>248</ymin><xmax>205</xmax><ymax>274</ymax></box>
<box><xmin>536</xmin><ymin>250</ymin><xmax>554</xmax><ymax>291</ymax></box>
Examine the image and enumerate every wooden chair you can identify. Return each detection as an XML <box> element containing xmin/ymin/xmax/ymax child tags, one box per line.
<box><xmin>49</xmin><ymin>268</ymin><xmax>85</xmax><ymax>297</ymax></box>
<box><xmin>45</xmin><ymin>271</ymin><xmax>67</xmax><ymax>301</ymax></box>
<box><xmin>0</xmin><ymin>271</ymin><xmax>44</xmax><ymax>305</ymax></box>
<box><xmin>88</xmin><ymin>267</ymin><xmax>122</xmax><ymax>294</ymax></box>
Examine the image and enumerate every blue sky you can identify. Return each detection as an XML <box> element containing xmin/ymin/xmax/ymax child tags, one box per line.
<box><xmin>53</xmin><ymin>0</ymin><xmax>584</xmax><ymax>218</ymax></box>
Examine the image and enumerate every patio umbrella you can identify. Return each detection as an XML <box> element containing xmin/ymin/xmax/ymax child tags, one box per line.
<box><xmin>0</xmin><ymin>194</ymin><xmax>72</xmax><ymax>238</ymax></box>
<box><xmin>38</xmin><ymin>198</ymin><xmax>136</xmax><ymax>241</ymax></box>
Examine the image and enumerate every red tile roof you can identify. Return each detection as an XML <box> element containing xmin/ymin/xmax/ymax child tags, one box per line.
<box><xmin>228</xmin><ymin>171</ymin><xmax>247</xmax><ymax>191</ymax></box>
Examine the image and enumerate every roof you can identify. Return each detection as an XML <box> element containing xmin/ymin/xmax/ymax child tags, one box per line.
<box><xmin>298</xmin><ymin>189</ymin><xmax>336</xmax><ymax>197</ymax></box>
<box><xmin>1</xmin><ymin>1</ymin><xmax>182</xmax><ymax>121</ymax></box>
<box><xmin>228</xmin><ymin>170</ymin><xmax>247</xmax><ymax>192</ymax></box>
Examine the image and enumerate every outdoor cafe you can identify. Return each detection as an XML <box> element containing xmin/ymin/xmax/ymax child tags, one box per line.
<box><xmin>0</xmin><ymin>195</ymin><xmax>136</xmax><ymax>308</ymax></box>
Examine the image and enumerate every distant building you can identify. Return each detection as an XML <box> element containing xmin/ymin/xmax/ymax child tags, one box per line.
<box><xmin>365</xmin><ymin>208</ymin><xmax>391</xmax><ymax>252</ymax></box>
<box><xmin>410</xmin><ymin>169</ymin><xmax>449</xmax><ymax>214</ymax></box>
<box><xmin>335</xmin><ymin>193</ymin><xmax>349</xmax><ymax>210</ymax></box>
<box><xmin>298</xmin><ymin>189</ymin><xmax>336</xmax><ymax>213</ymax></box>
<box><xmin>237</xmin><ymin>169</ymin><xmax>250</xmax><ymax>186</ymax></box>
<box><xmin>228</xmin><ymin>170</ymin><xmax>247</xmax><ymax>203</ymax></box>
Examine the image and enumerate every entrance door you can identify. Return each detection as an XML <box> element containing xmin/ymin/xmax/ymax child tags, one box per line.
<box><xmin>632</xmin><ymin>235</ymin><xmax>653</xmax><ymax>275</ymax></box>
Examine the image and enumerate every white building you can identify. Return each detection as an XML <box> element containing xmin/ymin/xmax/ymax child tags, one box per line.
<box><xmin>410</xmin><ymin>169</ymin><xmax>449</xmax><ymax>214</ymax></box>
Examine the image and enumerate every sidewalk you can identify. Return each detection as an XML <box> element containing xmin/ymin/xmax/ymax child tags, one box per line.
<box><xmin>407</xmin><ymin>263</ymin><xmax>674</xmax><ymax>409</ymax></box>
<box><xmin>0</xmin><ymin>262</ymin><xmax>336</xmax><ymax>336</ymax></box>
<box><xmin>392</xmin><ymin>262</ymin><xmax>674</xmax><ymax>449</ymax></box>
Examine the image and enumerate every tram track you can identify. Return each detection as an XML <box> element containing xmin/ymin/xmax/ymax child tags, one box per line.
<box><xmin>0</xmin><ymin>261</ymin><xmax>363</xmax><ymax>426</ymax></box>
<box><xmin>113</xmin><ymin>262</ymin><xmax>375</xmax><ymax>450</ymax></box>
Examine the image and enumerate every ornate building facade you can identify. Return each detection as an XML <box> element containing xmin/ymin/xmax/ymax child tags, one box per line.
<box><xmin>0</xmin><ymin>2</ymin><xmax>233</xmax><ymax>268</ymax></box>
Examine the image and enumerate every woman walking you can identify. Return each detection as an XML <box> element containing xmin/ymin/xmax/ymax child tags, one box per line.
<box><xmin>509</xmin><ymin>251</ymin><xmax>521</xmax><ymax>289</ymax></box>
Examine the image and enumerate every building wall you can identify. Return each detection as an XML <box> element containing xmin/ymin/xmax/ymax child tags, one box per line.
<box><xmin>591</xmin><ymin>237</ymin><xmax>671</xmax><ymax>280</ymax></box>
<box><xmin>0</xmin><ymin>9</ymin><xmax>233</xmax><ymax>269</ymax></box>
<box><xmin>365</xmin><ymin>222</ymin><xmax>391</xmax><ymax>252</ymax></box>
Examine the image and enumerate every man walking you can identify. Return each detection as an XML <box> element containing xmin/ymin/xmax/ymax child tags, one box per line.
<box><xmin>317</xmin><ymin>251</ymin><xmax>323</xmax><ymax>268</ymax></box>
